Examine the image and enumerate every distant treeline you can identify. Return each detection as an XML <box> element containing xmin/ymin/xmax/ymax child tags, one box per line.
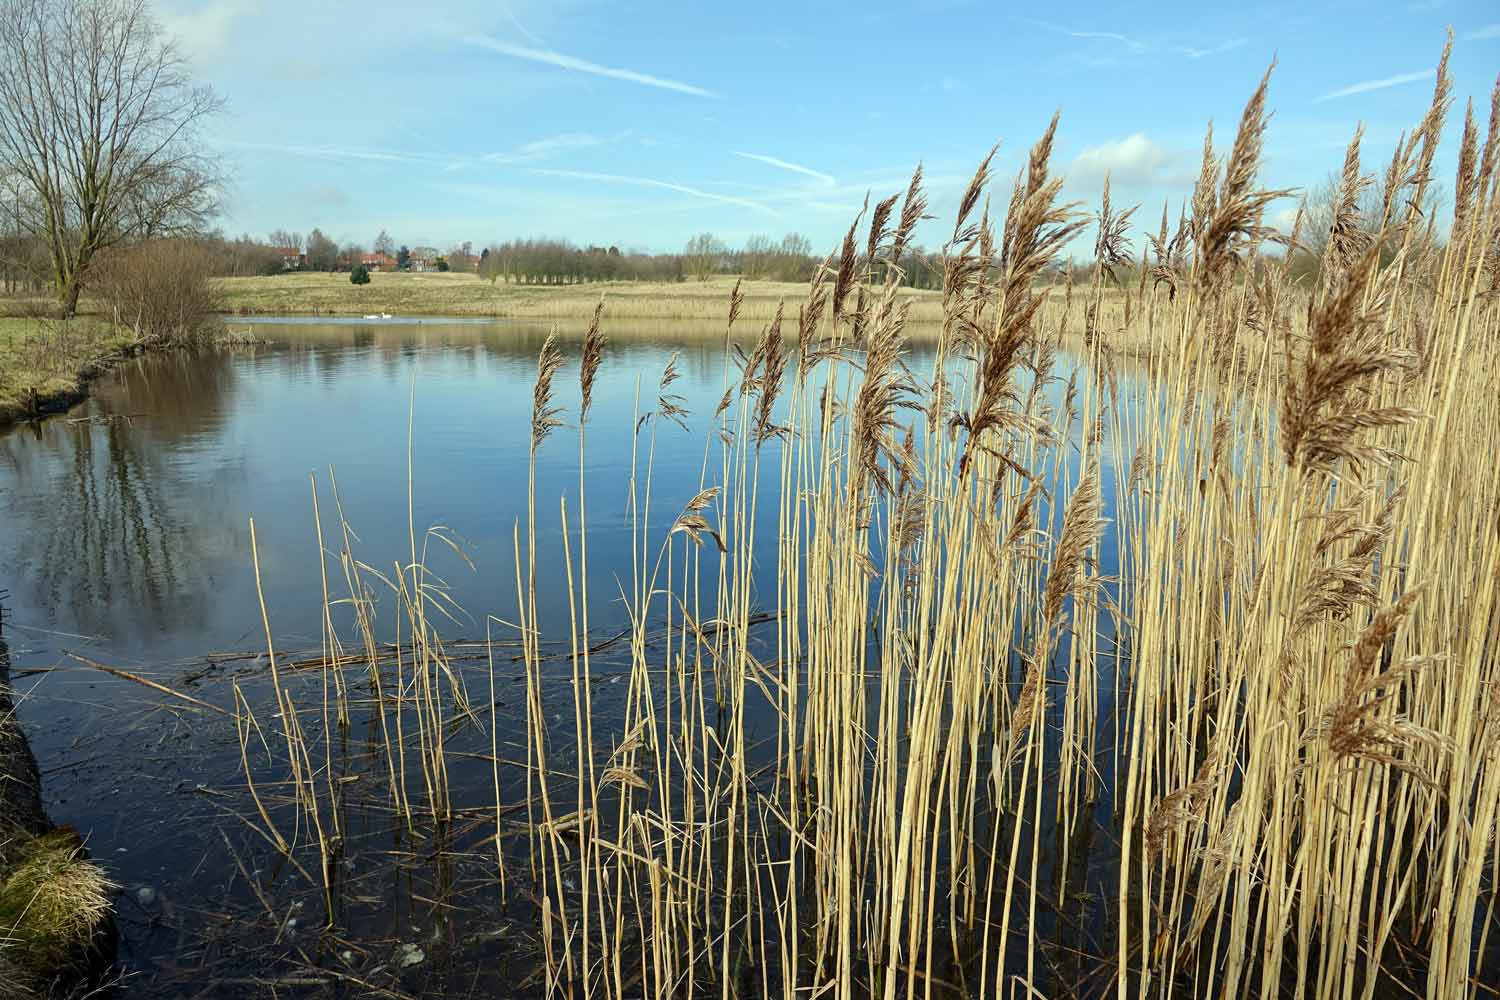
<box><xmin>187</xmin><ymin>230</ymin><xmax>947</xmax><ymax>288</ymax></box>
<box><xmin>476</xmin><ymin>234</ymin><xmax>944</xmax><ymax>288</ymax></box>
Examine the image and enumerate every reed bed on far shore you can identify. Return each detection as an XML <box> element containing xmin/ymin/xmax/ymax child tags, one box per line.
<box><xmin>235</xmin><ymin>40</ymin><xmax>1500</xmax><ymax>1000</ymax></box>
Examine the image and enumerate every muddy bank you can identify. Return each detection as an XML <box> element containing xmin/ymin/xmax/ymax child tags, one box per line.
<box><xmin>0</xmin><ymin>635</ymin><xmax>117</xmax><ymax>997</ymax></box>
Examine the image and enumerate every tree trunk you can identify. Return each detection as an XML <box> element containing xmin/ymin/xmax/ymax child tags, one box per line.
<box><xmin>60</xmin><ymin>276</ymin><xmax>82</xmax><ymax>319</ymax></box>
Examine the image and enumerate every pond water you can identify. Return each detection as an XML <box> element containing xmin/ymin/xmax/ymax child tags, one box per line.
<box><xmin>0</xmin><ymin>318</ymin><xmax>1129</xmax><ymax>996</ymax></box>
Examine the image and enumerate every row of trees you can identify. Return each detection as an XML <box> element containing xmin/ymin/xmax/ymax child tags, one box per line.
<box><xmin>479</xmin><ymin>239</ymin><xmax>685</xmax><ymax>284</ymax></box>
<box><xmin>475</xmin><ymin>233</ymin><xmax>843</xmax><ymax>286</ymax></box>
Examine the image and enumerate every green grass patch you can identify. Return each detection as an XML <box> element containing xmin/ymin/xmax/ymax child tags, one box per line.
<box><xmin>0</xmin><ymin>317</ymin><xmax>135</xmax><ymax>424</ymax></box>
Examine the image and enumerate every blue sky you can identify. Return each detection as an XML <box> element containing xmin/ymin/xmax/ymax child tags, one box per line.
<box><xmin>161</xmin><ymin>0</ymin><xmax>1500</xmax><ymax>256</ymax></box>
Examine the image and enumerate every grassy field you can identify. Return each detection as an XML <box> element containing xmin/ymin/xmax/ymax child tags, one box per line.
<box><xmin>0</xmin><ymin>317</ymin><xmax>136</xmax><ymax>426</ymax></box>
<box><xmin>216</xmin><ymin>270</ymin><xmax>951</xmax><ymax>323</ymax></box>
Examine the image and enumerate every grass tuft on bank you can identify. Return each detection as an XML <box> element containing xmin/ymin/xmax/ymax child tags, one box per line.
<box><xmin>0</xmin><ymin>828</ymin><xmax>114</xmax><ymax>995</ymax></box>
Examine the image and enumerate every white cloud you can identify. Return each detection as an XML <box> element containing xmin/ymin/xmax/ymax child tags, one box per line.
<box><xmin>498</xmin><ymin>3</ymin><xmax>547</xmax><ymax>47</ymax></box>
<box><xmin>464</xmin><ymin>35</ymin><xmax>720</xmax><ymax>98</ymax></box>
<box><xmin>471</xmin><ymin>132</ymin><xmax>625</xmax><ymax>168</ymax></box>
<box><xmin>223</xmin><ymin>140</ymin><xmax>452</xmax><ymax>166</ymax></box>
<box><xmin>1069</xmin><ymin>133</ymin><xmax>1181</xmax><ymax>186</ymax></box>
<box><xmin>1462</xmin><ymin>24</ymin><xmax>1500</xmax><ymax>41</ymax></box>
<box><xmin>731</xmin><ymin>151</ymin><xmax>836</xmax><ymax>186</ymax></box>
<box><xmin>1269</xmin><ymin>205</ymin><xmax>1302</xmax><ymax>233</ymax></box>
<box><xmin>1314</xmin><ymin>69</ymin><xmax>1435</xmax><ymax>103</ymax></box>
<box><xmin>530</xmin><ymin>168</ymin><xmax>775</xmax><ymax>215</ymax></box>
<box><xmin>1070</xmin><ymin>30</ymin><xmax>1144</xmax><ymax>49</ymax></box>
<box><xmin>231</xmin><ymin>132</ymin><xmax>636</xmax><ymax>177</ymax></box>
<box><xmin>158</xmin><ymin>0</ymin><xmax>262</xmax><ymax>62</ymax></box>
<box><xmin>1177</xmin><ymin>37</ymin><xmax>1248</xmax><ymax>59</ymax></box>
<box><xmin>1023</xmin><ymin>18</ymin><xmax>1145</xmax><ymax>52</ymax></box>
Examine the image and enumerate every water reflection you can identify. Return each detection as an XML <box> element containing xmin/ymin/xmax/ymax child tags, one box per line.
<box><xmin>0</xmin><ymin>320</ymin><xmax>795</xmax><ymax>671</ymax></box>
<box><xmin>0</xmin><ymin>350</ymin><xmax>245</xmax><ymax>648</ymax></box>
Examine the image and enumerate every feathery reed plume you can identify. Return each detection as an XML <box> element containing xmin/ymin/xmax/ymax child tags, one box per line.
<box><xmin>1476</xmin><ymin>75</ymin><xmax>1500</xmax><ymax>197</ymax></box>
<box><xmin>1093</xmin><ymin>174</ymin><xmax>1139</xmax><ymax>285</ymax></box>
<box><xmin>953</xmin><ymin>143</ymin><xmax>999</xmax><ymax>244</ymax></box>
<box><xmin>1281</xmin><ymin>245</ymin><xmax>1422</xmax><ymax>472</ymax></box>
<box><xmin>726</xmin><ymin>277</ymin><xmax>745</xmax><ymax>335</ymax></box>
<box><xmin>655</xmin><ymin>352</ymin><xmax>688</xmax><ymax>429</ymax></box>
<box><xmin>832</xmin><ymin>200</ymin><xmax>867</xmax><ymax>322</ymax></box>
<box><xmin>890</xmin><ymin>164</ymin><xmax>929</xmax><ymax>266</ymax></box>
<box><xmin>1148</xmin><ymin>199</ymin><xmax>1187</xmax><ymax>300</ymax></box>
<box><xmin>1042</xmin><ymin>464</ymin><xmax>1105</xmax><ymax>626</ymax></box>
<box><xmin>1304</xmin><ymin>590</ymin><xmax>1450</xmax><ymax>784</ymax></box>
<box><xmin>867</xmin><ymin>190</ymin><xmax>901</xmax><ymax>270</ymax></box>
<box><xmin>531</xmin><ymin>332</ymin><xmax>565</xmax><ymax>450</ymax></box>
<box><xmin>579</xmin><ymin>299</ymin><xmax>606</xmax><ymax>422</ymax></box>
<box><xmin>1189</xmin><ymin>122</ymin><xmax>1217</xmax><ymax>241</ymax></box>
<box><xmin>1196</xmin><ymin>63</ymin><xmax>1294</xmax><ymax>293</ymax></box>
<box><xmin>671</xmin><ymin>486</ymin><xmax>725</xmax><ymax>551</ymax></box>
<box><xmin>1406</xmin><ymin>31</ymin><xmax>1454</xmax><ymax>208</ymax></box>
<box><xmin>752</xmin><ymin>304</ymin><xmax>789</xmax><ymax>446</ymax></box>
<box><xmin>1377</xmin><ymin>135</ymin><xmax>1407</xmax><ymax>232</ymax></box>
<box><xmin>1145</xmin><ymin>743</ymin><xmax>1221</xmax><ymax>855</ymax></box>
<box><xmin>1453</xmin><ymin>100</ymin><xmax>1479</xmax><ymax>237</ymax></box>
<box><xmin>954</xmin><ymin>115</ymin><xmax>1085</xmax><ymax>476</ymax></box>
<box><xmin>1320</xmin><ymin>125</ymin><xmax>1373</xmax><ymax>288</ymax></box>
<box><xmin>1276</xmin><ymin>197</ymin><xmax>1307</xmax><ymax>283</ymax></box>
<box><xmin>1005</xmin><ymin>463</ymin><xmax>1105</xmax><ymax>764</ymax></box>
<box><xmin>850</xmin><ymin>288</ymin><xmax>916</xmax><ymax>494</ymax></box>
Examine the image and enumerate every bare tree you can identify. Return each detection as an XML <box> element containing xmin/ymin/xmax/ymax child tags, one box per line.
<box><xmin>1298</xmin><ymin>167</ymin><xmax>1447</xmax><ymax>272</ymax></box>
<box><xmin>684</xmin><ymin>232</ymin><xmax>724</xmax><ymax>282</ymax></box>
<box><xmin>373</xmin><ymin>229</ymin><xmax>395</xmax><ymax>256</ymax></box>
<box><xmin>305</xmin><ymin>228</ymin><xmax>338</xmax><ymax>271</ymax></box>
<box><xmin>742</xmin><ymin>234</ymin><xmax>774</xmax><ymax>280</ymax></box>
<box><xmin>0</xmin><ymin>0</ymin><xmax>224</xmax><ymax>316</ymax></box>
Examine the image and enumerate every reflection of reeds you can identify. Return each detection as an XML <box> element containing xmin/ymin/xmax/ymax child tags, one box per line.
<box><xmin>234</xmin><ymin>39</ymin><xmax>1500</xmax><ymax>999</ymax></box>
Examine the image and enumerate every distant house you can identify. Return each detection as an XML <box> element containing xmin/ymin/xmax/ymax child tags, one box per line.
<box><xmin>274</xmin><ymin>246</ymin><xmax>306</xmax><ymax>270</ymax></box>
<box><xmin>361</xmin><ymin>252</ymin><xmax>395</xmax><ymax>272</ymax></box>
<box><xmin>407</xmin><ymin>246</ymin><xmax>440</xmax><ymax>272</ymax></box>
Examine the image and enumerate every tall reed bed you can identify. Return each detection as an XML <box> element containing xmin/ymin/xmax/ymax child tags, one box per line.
<box><xmin>242</xmin><ymin>42</ymin><xmax>1499</xmax><ymax>999</ymax></box>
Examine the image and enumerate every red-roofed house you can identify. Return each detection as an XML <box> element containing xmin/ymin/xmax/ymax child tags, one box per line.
<box><xmin>361</xmin><ymin>252</ymin><xmax>396</xmax><ymax>272</ymax></box>
<box><xmin>274</xmin><ymin>246</ymin><xmax>306</xmax><ymax>270</ymax></box>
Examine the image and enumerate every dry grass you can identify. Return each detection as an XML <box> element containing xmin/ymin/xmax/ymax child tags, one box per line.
<box><xmin>216</xmin><ymin>270</ymin><xmax>951</xmax><ymax>323</ymax></box>
<box><xmin>217</xmin><ymin>270</ymin><xmax>1163</xmax><ymax>356</ymax></box>
<box><xmin>234</xmin><ymin>41</ymin><xmax>1500</xmax><ymax>1000</ymax></box>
